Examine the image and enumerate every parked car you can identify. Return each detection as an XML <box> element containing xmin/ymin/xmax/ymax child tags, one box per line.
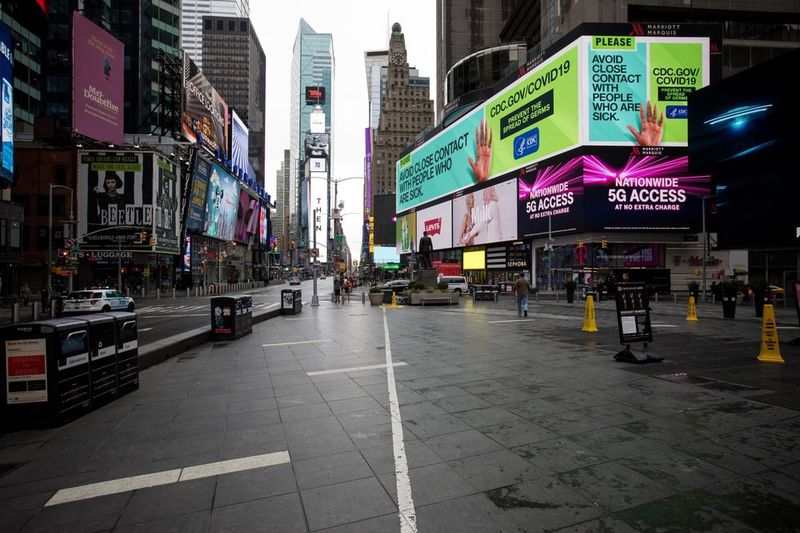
<box><xmin>378</xmin><ymin>279</ymin><xmax>410</xmax><ymax>293</ymax></box>
<box><xmin>437</xmin><ymin>275</ymin><xmax>469</xmax><ymax>295</ymax></box>
<box><xmin>62</xmin><ymin>289</ymin><xmax>135</xmax><ymax>313</ymax></box>
<box><xmin>289</xmin><ymin>277</ymin><xmax>301</xmax><ymax>286</ymax></box>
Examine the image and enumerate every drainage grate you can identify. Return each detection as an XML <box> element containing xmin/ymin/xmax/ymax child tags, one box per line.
<box><xmin>0</xmin><ymin>462</ymin><xmax>26</xmax><ymax>478</ymax></box>
<box><xmin>700</xmin><ymin>380</ymin><xmax>758</xmax><ymax>393</ymax></box>
<box><xmin>653</xmin><ymin>372</ymin><xmax>715</xmax><ymax>385</ymax></box>
<box><xmin>749</xmin><ymin>391</ymin><xmax>800</xmax><ymax>412</ymax></box>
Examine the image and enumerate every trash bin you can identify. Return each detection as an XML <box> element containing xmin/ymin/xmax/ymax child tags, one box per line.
<box><xmin>211</xmin><ymin>296</ymin><xmax>253</xmax><ymax>340</ymax></box>
<box><xmin>281</xmin><ymin>289</ymin><xmax>302</xmax><ymax>315</ymax></box>
<box><xmin>82</xmin><ymin>314</ymin><xmax>118</xmax><ymax>407</ymax></box>
<box><xmin>104</xmin><ymin>311</ymin><xmax>138</xmax><ymax>396</ymax></box>
<box><xmin>51</xmin><ymin>296</ymin><xmax>64</xmax><ymax>317</ymax></box>
<box><xmin>382</xmin><ymin>289</ymin><xmax>394</xmax><ymax>304</ymax></box>
<box><xmin>0</xmin><ymin>317</ymin><xmax>92</xmax><ymax>426</ymax></box>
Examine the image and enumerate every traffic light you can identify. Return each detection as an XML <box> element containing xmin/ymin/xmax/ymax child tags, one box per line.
<box><xmin>60</xmin><ymin>249</ymin><xmax>69</xmax><ymax>258</ymax></box>
<box><xmin>601</xmin><ymin>239</ymin><xmax>608</xmax><ymax>249</ymax></box>
<box><xmin>140</xmin><ymin>229</ymin><xmax>147</xmax><ymax>242</ymax></box>
<box><xmin>149</xmin><ymin>236</ymin><xmax>156</xmax><ymax>246</ymax></box>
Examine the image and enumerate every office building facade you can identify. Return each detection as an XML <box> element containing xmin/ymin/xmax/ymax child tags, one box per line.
<box><xmin>181</xmin><ymin>0</ymin><xmax>248</xmax><ymax>69</ymax></box>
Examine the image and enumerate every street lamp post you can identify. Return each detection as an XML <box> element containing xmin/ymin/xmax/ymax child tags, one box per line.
<box><xmin>48</xmin><ymin>184</ymin><xmax>74</xmax><ymax>295</ymax></box>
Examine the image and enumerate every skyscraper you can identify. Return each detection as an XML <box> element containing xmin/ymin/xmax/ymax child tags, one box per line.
<box><xmin>181</xmin><ymin>0</ymin><xmax>249</xmax><ymax>69</ymax></box>
<box><xmin>201</xmin><ymin>16</ymin><xmax>266</xmax><ymax>185</ymax></box>
<box><xmin>274</xmin><ymin>149</ymin><xmax>291</xmax><ymax>263</ymax></box>
<box><xmin>289</xmin><ymin>19</ymin><xmax>333</xmax><ymax>251</ymax></box>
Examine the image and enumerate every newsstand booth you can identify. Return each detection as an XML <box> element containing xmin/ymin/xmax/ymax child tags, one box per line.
<box><xmin>2</xmin><ymin>318</ymin><xmax>92</xmax><ymax>426</ymax></box>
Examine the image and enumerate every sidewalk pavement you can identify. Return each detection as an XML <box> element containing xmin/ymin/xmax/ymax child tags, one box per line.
<box><xmin>1</xmin><ymin>294</ymin><xmax>799</xmax><ymax>531</ymax></box>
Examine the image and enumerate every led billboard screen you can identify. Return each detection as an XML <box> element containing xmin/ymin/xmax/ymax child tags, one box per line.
<box><xmin>0</xmin><ymin>22</ymin><xmax>13</xmax><ymax>185</ymax></box>
<box><xmin>154</xmin><ymin>155</ymin><xmax>180</xmax><ymax>253</ymax></box>
<box><xmin>415</xmin><ymin>201</ymin><xmax>453</xmax><ymax>251</ymax></box>
<box><xmin>517</xmin><ymin>153</ymin><xmax>584</xmax><ymax>238</ymax></box>
<box><xmin>395</xmin><ymin>212</ymin><xmax>416</xmax><ymax>254</ymax></box>
<box><xmin>182</xmin><ymin>53</ymin><xmax>229</xmax><ymax>155</ymax></box>
<box><xmin>305</xmin><ymin>86</ymin><xmax>326</xmax><ymax>105</ymax></box>
<box><xmin>308</xmin><ymin>172</ymin><xmax>328</xmax><ymax>263</ymax></box>
<box><xmin>234</xmin><ymin>189</ymin><xmax>259</xmax><ymax>243</ymax></box>
<box><xmin>373</xmin><ymin>246</ymin><xmax>400</xmax><ymax>264</ymax></box>
<box><xmin>185</xmin><ymin>156</ymin><xmax>211</xmax><ymax>233</ymax></box>
<box><xmin>231</xmin><ymin>110</ymin><xmax>249</xmax><ymax>176</ymax></box>
<box><xmin>453</xmin><ymin>179</ymin><xmax>517</xmax><ymax>246</ymax></box>
<box><xmin>203</xmin><ymin>162</ymin><xmax>239</xmax><ymax>241</ymax></box>
<box><xmin>72</xmin><ymin>12</ymin><xmax>124</xmax><ymax>146</ymax></box>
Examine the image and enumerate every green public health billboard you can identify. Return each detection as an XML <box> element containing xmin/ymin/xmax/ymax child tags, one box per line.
<box><xmin>396</xmin><ymin>28</ymin><xmax>712</xmax><ymax>213</ymax></box>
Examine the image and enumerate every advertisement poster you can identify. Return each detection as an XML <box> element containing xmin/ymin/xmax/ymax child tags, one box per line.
<box><xmin>203</xmin><ymin>162</ymin><xmax>239</xmax><ymax>241</ymax></box>
<box><xmin>518</xmin><ymin>153</ymin><xmax>584</xmax><ymax>237</ymax></box>
<box><xmin>308</xmin><ymin>172</ymin><xmax>328</xmax><ymax>263</ymax></box>
<box><xmin>182</xmin><ymin>52</ymin><xmax>229</xmax><ymax>155</ymax></box>
<box><xmin>374</xmin><ymin>246</ymin><xmax>400</xmax><ymax>264</ymax></box>
<box><xmin>72</xmin><ymin>12</ymin><xmax>124</xmax><ymax>146</ymax></box>
<box><xmin>234</xmin><ymin>189</ymin><xmax>259</xmax><ymax>243</ymax></box>
<box><xmin>154</xmin><ymin>155</ymin><xmax>179</xmax><ymax>253</ymax></box>
<box><xmin>259</xmin><ymin>204</ymin><xmax>268</xmax><ymax>245</ymax></box>
<box><xmin>186</xmin><ymin>156</ymin><xmax>211</xmax><ymax>233</ymax></box>
<box><xmin>5</xmin><ymin>338</ymin><xmax>47</xmax><ymax>404</ymax></box>
<box><xmin>0</xmin><ymin>22</ymin><xmax>13</xmax><ymax>185</ymax></box>
<box><xmin>583</xmin><ymin>147</ymin><xmax>710</xmax><ymax>232</ymax></box>
<box><xmin>231</xmin><ymin>110</ymin><xmax>250</xmax><ymax>175</ymax></box>
<box><xmin>586</xmin><ymin>35</ymin><xmax>708</xmax><ymax>144</ymax></box>
<box><xmin>415</xmin><ymin>201</ymin><xmax>453</xmax><ymax>250</ymax></box>
<box><xmin>395</xmin><ymin>212</ymin><xmax>416</xmax><ymax>254</ymax></box>
<box><xmin>78</xmin><ymin>151</ymin><xmax>155</xmax><ymax>250</ymax></box>
<box><xmin>453</xmin><ymin>179</ymin><xmax>517</xmax><ymax>247</ymax></box>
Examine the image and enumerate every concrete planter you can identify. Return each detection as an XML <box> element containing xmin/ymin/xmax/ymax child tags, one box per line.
<box><xmin>368</xmin><ymin>292</ymin><xmax>384</xmax><ymax>306</ymax></box>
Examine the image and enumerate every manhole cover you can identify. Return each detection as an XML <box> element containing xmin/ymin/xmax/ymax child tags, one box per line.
<box><xmin>653</xmin><ymin>373</ymin><xmax>715</xmax><ymax>385</ymax></box>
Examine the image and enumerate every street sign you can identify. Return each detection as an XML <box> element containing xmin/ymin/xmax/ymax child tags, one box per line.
<box><xmin>64</xmin><ymin>238</ymin><xmax>75</xmax><ymax>250</ymax></box>
<box><xmin>310</xmin><ymin>249</ymin><xmax>319</xmax><ymax>258</ymax></box>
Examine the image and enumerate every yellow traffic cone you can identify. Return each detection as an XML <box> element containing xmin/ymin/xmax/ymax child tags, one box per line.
<box><xmin>757</xmin><ymin>304</ymin><xmax>784</xmax><ymax>363</ymax></box>
<box><xmin>391</xmin><ymin>292</ymin><xmax>397</xmax><ymax>309</ymax></box>
<box><xmin>686</xmin><ymin>296</ymin><xmax>699</xmax><ymax>321</ymax></box>
<box><xmin>582</xmin><ymin>295</ymin><xmax>598</xmax><ymax>332</ymax></box>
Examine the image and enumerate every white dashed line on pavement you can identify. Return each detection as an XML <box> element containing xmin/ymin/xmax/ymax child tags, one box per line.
<box><xmin>307</xmin><ymin>362</ymin><xmax>408</xmax><ymax>376</ymax></box>
<box><xmin>261</xmin><ymin>339</ymin><xmax>331</xmax><ymax>347</ymax></box>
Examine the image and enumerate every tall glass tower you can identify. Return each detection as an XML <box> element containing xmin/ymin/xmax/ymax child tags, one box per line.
<box><xmin>289</xmin><ymin>19</ymin><xmax>334</xmax><ymax>251</ymax></box>
<box><xmin>181</xmin><ymin>0</ymin><xmax>249</xmax><ymax>68</ymax></box>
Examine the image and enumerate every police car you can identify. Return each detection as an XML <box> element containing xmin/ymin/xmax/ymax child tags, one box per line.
<box><xmin>63</xmin><ymin>289</ymin><xmax>135</xmax><ymax>313</ymax></box>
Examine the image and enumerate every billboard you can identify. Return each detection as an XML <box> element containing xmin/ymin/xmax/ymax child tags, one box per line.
<box><xmin>182</xmin><ymin>52</ymin><xmax>229</xmax><ymax>155</ymax></box>
<box><xmin>583</xmin><ymin>147</ymin><xmax>710</xmax><ymax>232</ymax></box>
<box><xmin>518</xmin><ymin>153</ymin><xmax>584</xmax><ymax>237</ymax></box>
<box><xmin>154</xmin><ymin>155</ymin><xmax>180</xmax><ymax>253</ymax></box>
<box><xmin>234</xmin><ymin>189</ymin><xmax>259</xmax><ymax>243</ymax></box>
<box><xmin>203</xmin><ymin>162</ymin><xmax>239</xmax><ymax>241</ymax></box>
<box><xmin>396</xmin><ymin>27</ymin><xmax>714</xmax><ymax>214</ymax></box>
<box><xmin>259</xmin><ymin>203</ymin><xmax>268</xmax><ymax>246</ymax></box>
<box><xmin>72</xmin><ymin>12</ymin><xmax>124</xmax><ymax>146</ymax></box>
<box><xmin>374</xmin><ymin>246</ymin><xmax>400</xmax><ymax>264</ymax></box>
<box><xmin>231</xmin><ymin>110</ymin><xmax>249</xmax><ymax>176</ymax></box>
<box><xmin>0</xmin><ymin>22</ymin><xmax>13</xmax><ymax>185</ymax></box>
<box><xmin>305</xmin><ymin>86</ymin><xmax>326</xmax><ymax>105</ymax></box>
<box><xmin>416</xmin><ymin>201</ymin><xmax>453</xmax><ymax>251</ymax></box>
<box><xmin>308</xmin><ymin>172</ymin><xmax>328</xmax><ymax>263</ymax></box>
<box><xmin>78</xmin><ymin>152</ymin><xmax>154</xmax><ymax>250</ymax></box>
<box><xmin>453</xmin><ymin>179</ymin><xmax>517</xmax><ymax>247</ymax></box>
<box><xmin>186</xmin><ymin>156</ymin><xmax>211</xmax><ymax>233</ymax></box>
<box><xmin>305</xmin><ymin>133</ymin><xmax>329</xmax><ymax>158</ymax></box>
<box><xmin>395</xmin><ymin>212</ymin><xmax>416</xmax><ymax>254</ymax></box>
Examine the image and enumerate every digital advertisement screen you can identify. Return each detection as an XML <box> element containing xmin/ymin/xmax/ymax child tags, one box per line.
<box><xmin>72</xmin><ymin>12</ymin><xmax>124</xmax><ymax>146</ymax></box>
<box><xmin>305</xmin><ymin>86</ymin><xmax>326</xmax><ymax>105</ymax></box>
<box><xmin>154</xmin><ymin>155</ymin><xmax>179</xmax><ymax>253</ymax></box>
<box><xmin>234</xmin><ymin>189</ymin><xmax>259</xmax><ymax>243</ymax></box>
<box><xmin>415</xmin><ymin>201</ymin><xmax>453</xmax><ymax>251</ymax></box>
<box><xmin>203</xmin><ymin>162</ymin><xmax>239</xmax><ymax>241</ymax></box>
<box><xmin>463</xmin><ymin>249</ymin><xmax>486</xmax><ymax>270</ymax></box>
<box><xmin>395</xmin><ymin>212</ymin><xmax>416</xmax><ymax>254</ymax></box>
<box><xmin>0</xmin><ymin>22</ymin><xmax>13</xmax><ymax>185</ymax></box>
<box><xmin>517</xmin><ymin>153</ymin><xmax>584</xmax><ymax>238</ymax></box>
<box><xmin>231</xmin><ymin>110</ymin><xmax>249</xmax><ymax>175</ymax></box>
<box><xmin>373</xmin><ymin>246</ymin><xmax>400</xmax><ymax>264</ymax></box>
<box><xmin>453</xmin><ymin>179</ymin><xmax>517</xmax><ymax>247</ymax></box>
<box><xmin>78</xmin><ymin>151</ymin><xmax>154</xmax><ymax>250</ymax></box>
<box><xmin>583</xmin><ymin>147</ymin><xmax>710</xmax><ymax>232</ymax></box>
<box><xmin>182</xmin><ymin>52</ymin><xmax>229</xmax><ymax>155</ymax></box>
<box><xmin>259</xmin><ymin>204</ymin><xmax>268</xmax><ymax>246</ymax></box>
<box><xmin>308</xmin><ymin>172</ymin><xmax>328</xmax><ymax>263</ymax></box>
<box><xmin>185</xmin><ymin>156</ymin><xmax>211</xmax><ymax>233</ymax></box>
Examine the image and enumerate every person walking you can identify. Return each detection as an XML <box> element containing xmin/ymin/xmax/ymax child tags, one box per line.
<box><xmin>515</xmin><ymin>273</ymin><xmax>531</xmax><ymax>317</ymax></box>
<box><xmin>333</xmin><ymin>277</ymin><xmax>341</xmax><ymax>303</ymax></box>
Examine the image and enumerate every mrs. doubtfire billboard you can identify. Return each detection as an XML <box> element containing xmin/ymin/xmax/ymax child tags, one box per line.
<box><xmin>72</xmin><ymin>12</ymin><xmax>124</xmax><ymax>146</ymax></box>
<box><xmin>396</xmin><ymin>24</ymin><xmax>716</xmax><ymax>214</ymax></box>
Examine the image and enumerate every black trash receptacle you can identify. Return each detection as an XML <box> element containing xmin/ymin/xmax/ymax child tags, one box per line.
<box><xmin>104</xmin><ymin>311</ymin><xmax>138</xmax><ymax>396</ymax></box>
<box><xmin>281</xmin><ymin>289</ymin><xmax>302</xmax><ymax>315</ymax></box>
<box><xmin>82</xmin><ymin>314</ymin><xmax>118</xmax><ymax>407</ymax></box>
<box><xmin>382</xmin><ymin>289</ymin><xmax>393</xmax><ymax>304</ymax></box>
<box><xmin>1</xmin><ymin>317</ymin><xmax>92</xmax><ymax>426</ymax></box>
<box><xmin>211</xmin><ymin>296</ymin><xmax>253</xmax><ymax>340</ymax></box>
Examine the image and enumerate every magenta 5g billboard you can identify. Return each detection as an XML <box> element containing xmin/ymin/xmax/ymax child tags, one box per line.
<box><xmin>72</xmin><ymin>12</ymin><xmax>124</xmax><ymax>146</ymax></box>
<box><xmin>397</xmin><ymin>24</ymin><xmax>715</xmax><ymax>214</ymax></box>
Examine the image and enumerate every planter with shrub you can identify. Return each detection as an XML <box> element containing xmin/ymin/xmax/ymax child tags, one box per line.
<box><xmin>368</xmin><ymin>286</ymin><xmax>384</xmax><ymax>306</ymax></box>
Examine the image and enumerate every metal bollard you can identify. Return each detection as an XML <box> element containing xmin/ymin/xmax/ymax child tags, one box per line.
<box><xmin>536</xmin><ymin>291</ymin><xmax>540</xmax><ymax>304</ymax></box>
<box><xmin>556</xmin><ymin>291</ymin><xmax>559</xmax><ymax>303</ymax></box>
<box><xmin>11</xmin><ymin>302</ymin><xmax>20</xmax><ymax>323</ymax></box>
<box><xmin>674</xmin><ymin>294</ymin><xmax>677</xmax><ymax>304</ymax></box>
<box><xmin>32</xmin><ymin>301</ymin><xmax>40</xmax><ymax>321</ymax></box>
<box><xmin>157</xmin><ymin>289</ymin><xmax>160</xmax><ymax>300</ymax></box>
<box><xmin>126</xmin><ymin>288</ymin><xmax>130</xmax><ymax>297</ymax></box>
<box><xmin>655</xmin><ymin>293</ymin><xmax>659</xmax><ymax>303</ymax></box>
<box><xmin>50</xmin><ymin>303</ymin><xmax>57</xmax><ymax>318</ymax></box>
<box><xmin>712</xmin><ymin>294</ymin><xmax>716</xmax><ymax>305</ymax></box>
<box><xmin>141</xmin><ymin>287</ymin><xmax>145</xmax><ymax>298</ymax></box>
<box><xmin>186</xmin><ymin>288</ymin><xmax>190</xmax><ymax>298</ymax></box>
<box><xmin>173</xmin><ymin>288</ymin><xmax>176</xmax><ymax>299</ymax></box>
<box><xmin>362</xmin><ymin>291</ymin><xmax>365</xmax><ymax>304</ymax></box>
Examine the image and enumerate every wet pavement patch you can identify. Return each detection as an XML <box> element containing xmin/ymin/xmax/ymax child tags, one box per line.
<box><xmin>485</xmin><ymin>485</ymin><xmax>561</xmax><ymax>510</ymax></box>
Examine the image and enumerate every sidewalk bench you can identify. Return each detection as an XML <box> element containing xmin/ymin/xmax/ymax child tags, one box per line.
<box><xmin>420</xmin><ymin>295</ymin><xmax>455</xmax><ymax>306</ymax></box>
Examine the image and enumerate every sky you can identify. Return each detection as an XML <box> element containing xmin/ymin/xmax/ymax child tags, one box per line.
<box><xmin>250</xmin><ymin>1</ymin><xmax>436</xmax><ymax>262</ymax></box>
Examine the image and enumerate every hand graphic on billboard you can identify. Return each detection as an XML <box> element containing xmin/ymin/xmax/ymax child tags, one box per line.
<box><xmin>626</xmin><ymin>101</ymin><xmax>664</xmax><ymax>146</ymax></box>
<box><xmin>468</xmin><ymin>119</ymin><xmax>493</xmax><ymax>182</ymax></box>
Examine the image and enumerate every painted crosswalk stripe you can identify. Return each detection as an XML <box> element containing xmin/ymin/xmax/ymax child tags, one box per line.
<box><xmin>262</xmin><ymin>339</ymin><xmax>331</xmax><ymax>347</ymax></box>
<box><xmin>307</xmin><ymin>362</ymin><xmax>407</xmax><ymax>376</ymax></box>
<box><xmin>45</xmin><ymin>451</ymin><xmax>290</xmax><ymax>507</ymax></box>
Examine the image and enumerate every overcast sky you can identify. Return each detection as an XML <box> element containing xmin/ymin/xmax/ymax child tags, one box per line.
<box><xmin>250</xmin><ymin>1</ymin><xmax>436</xmax><ymax>260</ymax></box>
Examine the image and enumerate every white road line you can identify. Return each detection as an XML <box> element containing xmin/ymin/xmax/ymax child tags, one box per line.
<box><xmin>307</xmin><ymin>362</ymin><xmax>407</xmax><ymax>376</ymax></box>
<box><xmin>286</xmin><ymin>318</ymin><xmax>313</xmax><ymax>321</ymax></box>
<box><xmin>778</xmin><ymin>326</ymin><xmax>800</xmax><ymax>330</ymax></box>
<box><xmin>45</xmin><ymin>451</ymin><xmax>290</xmax><ymax>507</ymax></box>
<box><xmin>651</xmin><ymin>324</ymin><xmax>679</xmax><ymax>328</ymax></box>
<box><xmin>382</xmin><ymin>307</ymin><xmax>416</xmax><ymax>533</ymax></box>
<box><xmin>488</xmin><ymin>319</ymin><xmax>529</xmax><ymax>324</ymax></box>
<box><xmin>138</xmin><ymin>327</ymin><xmax>154</xmax><ymax>332</ymax></box>
<box><xmin>261</xmin><ymin>339</ymin><xmax>331</xmax><ymax>347</ymax></box>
